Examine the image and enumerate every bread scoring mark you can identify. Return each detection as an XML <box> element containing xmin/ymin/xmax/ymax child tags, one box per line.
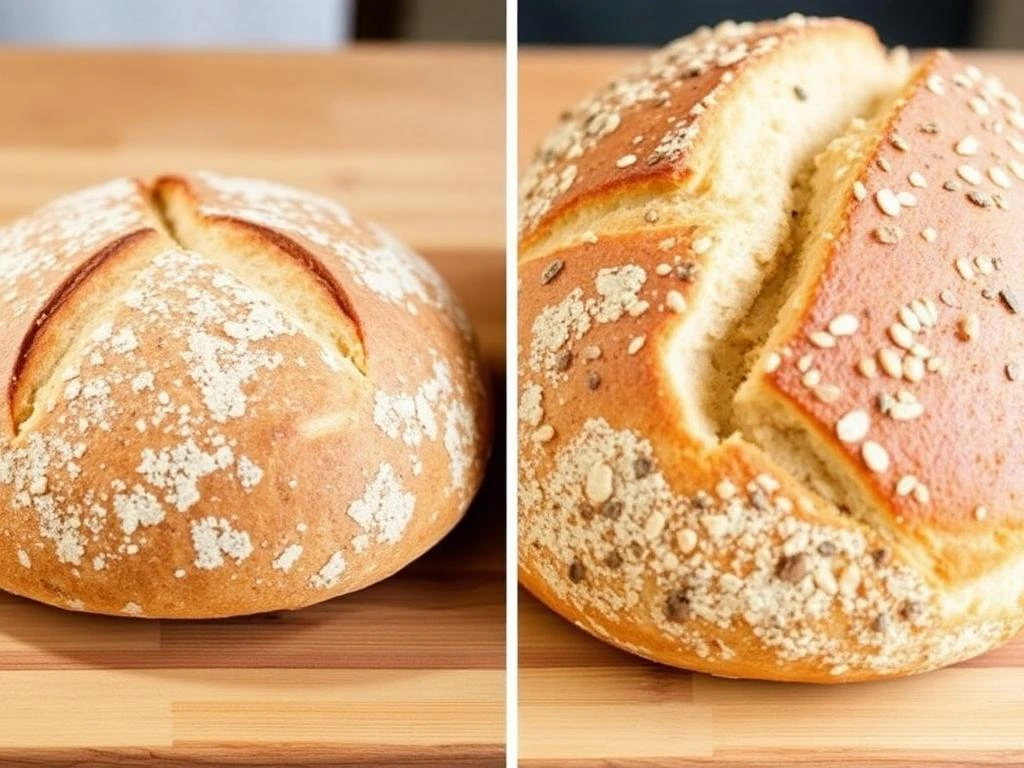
<box><xmin>193</xmin><ymin>172</ymin><xmax>469</xmax><ymax>336</ymax></box>
<box><xmin>346</xmin><ymin>462</ymin><xmax>415</xmax><ymax>548</ymax></box>
<box><xmin>190</xmin><ymin>516</ymin><xmax>254</xmax><ymax>570</ymax></box>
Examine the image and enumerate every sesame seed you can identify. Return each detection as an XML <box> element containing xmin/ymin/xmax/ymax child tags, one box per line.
<box><xmin>989</xmin><ymin>166</ymin><xmax>1013</xmax><ymax>189</ymax></box>
<box><xmin>692</xmin><ymin>236</ymin><xmax>712</xmax><ymax>254</ymax></box>
<box><xmin>976</xmin><ymin>255</ymin><xmax>994</xmax><ymax>275</ymax></box>
<box><xmin>896</xmin><ymin>475</ymin><xmax>917</xmax><ymax>496</ymax></box>
<box><xmin>862</xmin><ymin>441</ymin><xmax>890</xmax><ymax>473</ymax></box>
<box><xmin>891</xmin><ymin>134</ymin><xmax>909</xmax><ymax>152</ymax></box>
<box><xmin>555</xmin><ymin>350</ymin><xmax>573</xmax><ymax>372</ymax></box>
<box><xmin>957</xmin><ymin>164</ymin><xmax>982</xmax><ymax>184</ymax></box>
<box><xmin>763</xmin><ymin>352</ymin><xmax>781</xmax><ymax>374</ymax></box>
<box><xmin>801</xmin><ymin>368</ymin><xmax>822</xmax><ymax>388</ymax></box>
<box><xmin>975</xmin><ymin>506</ymin><xmax>988</xmax><ymax>521</ymax></box>
<box><xmin>716</xmin><ymin>479</ymin><xmax>737</xmax><ymax>500</ymax></box>
<box><xmin>644</xmin><ymin>511</ymin><xmax>667</xmax><ymax>540</ymax></box>
<box><xmin>585</xmin><ymin>462</ymin><xmax>614</xmax><ymax>503</ymax></box>
<box><xmin>897</xmin><ymin>191</ymin><xmax>917</xmax><ymax>207</ymax></box>
<box><xmin>809</xmin><ymin>330</ymin><xmax>835</xmax><ymax>349</ymax></box>
<box><xmin>797</xmin><ymin>354</ymin><xmax>814</xmax><ymax>373</ymax></box>
<box><xmin>888</xmin><ymin>323</ymin><xmax>914</xmax><ymax>350</ymax></box>
<box><xmin>580</xmin><ymin>230</ymin><xmax>598</xmax><ymax>244</ymax></box>
<box><xmin>877</xmin><ymin>157</ymin><xmax>892</xmax><ymax>172</ymax></box>
<box><xmin>875</xmin><ymin>188</ymin><xmax>901</xmax><ymax>216</ymax></box>
<box><xmin>533</xmin><ymin>424</ymin><xmax>555</xmax><ymax>443</ymax></box>
<box><xmin>582</xmin><ymin>345</ymin><xmax>601</xmax><ymax>360</ymax></box>
<box><xmin>921</xmin><ymin>227</ymin><xmax>937</xmax><ymax>243</ymax></box>
<box><xmin>839</xmin><ymin>564</ymin><xmax>862</xmax><ymax>596</ymax></box>
<box><xmin>814</xmin><ymin>384</ymin><xmax>841</xmax><ymax>403</ymax></box>
<box><xmin>889</xmin><ymin>400</ymin><xmax>925</xmax><ymax>421</ymax></box>
<box><xmin>793</xmin><ymin>84</ymin><xmax>808</xmax><ymax>101</ymax></box>
<box><xmin>836</xmin><ymin>409</ymin><xmax>870</xmax><ymax>444</ymax></box>
<box><xmin>644</xmin><ymin>209</ymin><xmax>659</xmax><ymax>223</ymax></box>
<box><xmin>955</xmin><ymin>258</ymin><xmax>976</xmax><ymax>281</ymax></box>
<box><xmin>878</xmin><ymin>348</ymin><xmax>903</xmax><ymax>378</ymax></box>
<box><xmin>955</xmin><ymin>136</ymin><xmax>979</xmax><ymax>156</ymax></box>
<box><xmin>568</xmin><ymin>560</ymin><xmax>586</xmax><ymax>583</ymax></box>
<box><xmin>616</xmin><ymin>153</ymin><xmax>638</xmax><ymax>168</ymax></box>
<box><xmin>926</xmin><ymin>74</ymin><xmax>945</xmax><ymax>94</ymax></box>
<box><xmin>627</xmin><ymin>335</ymin><xmax>646</xmax><ymax>355</ymax></box>
<box><xmin>911</xmin><ymin>299</ymin><xmax>935</xmax><ymax>327</ymax></box>
<box><xmin>1000</xmin><ymin>288</ymin><xmax>1021</xmax><ymax>314</ymax></box>
<box><xmin>1008</xmin><ymin>363</ymin><xmax>1021</xmax><ymax>382</ymax></box>
<box><xmin>903</xmin><ymin>356</ymin><xmax>925</xmax><ymax>383</ymax></box>
<box><xmin>943</xmin><ymin>180</ymin><xmax>962</xmax><ymax>192</ymax></box>
<box><xmin>874</xmin><ymin>224</ymin><xmax>904</xmax><ymax>244</ymax></box>
<box><xmin>967</xmin><ymin>190</ymin><xmax>994</xmax><ymax>208</ymax></box>
<box><xmin>814</xmin><ymin>564</ymin><xmax>838</xmax><ymax>594</ymax></box>
<box><xmin>939</xmin><ymin>289</ymin><xmax>958</xmax><ymax>307</ymax></box>
<box><xmin>898</xmin><ymin>306</ymin><xmax>922</xmax><ymax>333</ymax></box>
<box><xmin>666</xmin><ymin>290</ymin><xmax>687</xmax><ymax>313</ymax></box>
<box><xmin>655</xmin><ymin>263</ymin><xmax>672</xmax><ymax>276</ymax></box>
<box><xmin>913</xmin><ymin>484</ymin><xmax>931</xmax><ymax>504</ymax></box>
<box><xmin>908</xmin><ymin>171</ymin><xmax>927</xmax><ymax>188</ymax></box>
<box><xmin>857</xmin><ymin>357</ymin><xmax>878</xmax><ymax>378</ymax></box>
<box><xmin>852</xmin><ymin>180</ymin><xmax>867</xmax><ymax>201</ymax></box>
<box><xmin>828</xmin><ymin>313</ymin><xmax>859</xmax><ymax>336</ymax></box>
<box><xmin>676</xmin><ymin>528</ymin><xmax>698</xmax><ymax>554</ymax></box>
<box><xmin>540</xmin><ymin>259</ymin><xmax>565</xmax><ymax>285</ymax></box>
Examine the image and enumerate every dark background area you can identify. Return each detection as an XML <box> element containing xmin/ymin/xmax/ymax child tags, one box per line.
<box><xmin>519</xmin><ymin>0</ymin><xmax>1023</xmax><ymax>48</ymax></box>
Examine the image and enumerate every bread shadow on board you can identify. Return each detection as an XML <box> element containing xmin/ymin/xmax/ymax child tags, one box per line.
<box><xmin>0</xmin><ymin>373</ymin><xmax>506</xmax><ymax>677</ymax></box>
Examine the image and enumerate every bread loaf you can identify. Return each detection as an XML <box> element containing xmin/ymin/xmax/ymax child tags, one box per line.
<box><xmin>0</xmin><ymin>171</ymin><xmax>489</xmax><ymax>618</ymax></box>
<box><xmin>518</xmin><ymin>15</ymin><xmax>1024</xmax><ymax>681</ymax></box>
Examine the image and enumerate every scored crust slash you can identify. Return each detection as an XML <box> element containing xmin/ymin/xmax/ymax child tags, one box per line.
<box><xmin>0</xmin><ymin>171</ymin><xmax>490</xmax><ymax>618</ymax></box>
<box><xmin>518</xmin><ymin>14</ymin><xmax>1024</xmax><ymax>682</ymax></box>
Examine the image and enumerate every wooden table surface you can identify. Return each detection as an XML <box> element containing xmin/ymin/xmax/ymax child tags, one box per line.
<box><xmin>0</xmin><ymin>45</ymin><xmax>505</xmax><ymax>767</ymax></box>
<box><xmin>518</xmin><ymin>47</ymin><xmax>1024</xmax><ymax>767</ymax></box>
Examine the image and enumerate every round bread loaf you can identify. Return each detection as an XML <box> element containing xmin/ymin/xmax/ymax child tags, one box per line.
<box><xmin>0</xmin><ymin>171</ymin><xmax>489</xmax><ymax>618</ymax></box>
<box><xmin>518</xmin><ymin>15</ymin><xmax>1024</xmax><ymax>682</ymax></box>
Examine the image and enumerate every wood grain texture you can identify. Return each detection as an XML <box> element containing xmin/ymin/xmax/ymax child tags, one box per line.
<box><xmin>518</xmin><ymin>48</ymin><xmax>1024</xmax><ymax>766</ymax></box>
<box><xmin>0</xmin><ymin>45</ymin><xmax>505</xmax><ymax>767</ymax></box>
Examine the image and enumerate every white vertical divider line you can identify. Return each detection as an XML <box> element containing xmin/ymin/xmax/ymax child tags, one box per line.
<box><xmin>504</xmin><ymin>0</ymin><xmax>519</xmax><ymax>765</ymax></box>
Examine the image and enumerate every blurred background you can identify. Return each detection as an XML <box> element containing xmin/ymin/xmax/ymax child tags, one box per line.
<box><xmin>0</xmin><ymin>0</ymin><xmax>505</xmax><ymax>47</ymax></box>
<box><xmin>519</xmin><ymin>0</ymin><xmax>1024</xmax><ymax>48</ymax></box>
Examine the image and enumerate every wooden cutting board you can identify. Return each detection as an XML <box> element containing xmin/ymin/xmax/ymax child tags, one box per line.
<box><xmin>0</xmin><ymin>45</ymin><xmax>505</xmax><ymax>767</ymax></box>
<box><xmin>518</xmin><ymin>48</ymin><xmax>1024</xmax><ymax>767</ymax></box>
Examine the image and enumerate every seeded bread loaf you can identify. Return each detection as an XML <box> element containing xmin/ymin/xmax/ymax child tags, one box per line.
<box><xmin>0</xmin><ymin>171</ymin><xmax>489</xmax><ymax>618</ymax></box>
<box><xmin>518</xmin><ymin>15</ymin><xmax>1024</xmax><ymax>682</ymax></box>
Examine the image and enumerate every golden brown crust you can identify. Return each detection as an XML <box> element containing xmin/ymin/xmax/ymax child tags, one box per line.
<box><xmin>519</xmin><ymin>17</ymin><xmax>1024</xmax><ymax>682</ymax></box>
<box><xmin>0</xmin><ymin>172</ymin><xmax>489</xmax><ymax>618</ymax></box>
<box><xmin>758</xmin><ymin>52</ymin><xmax>1024</xmax><ymax>550</ymax></box>
<box><xmin>518</xmin><ymin>15</ymin><xmax>877</xmax><ymax>251</ymax></box>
